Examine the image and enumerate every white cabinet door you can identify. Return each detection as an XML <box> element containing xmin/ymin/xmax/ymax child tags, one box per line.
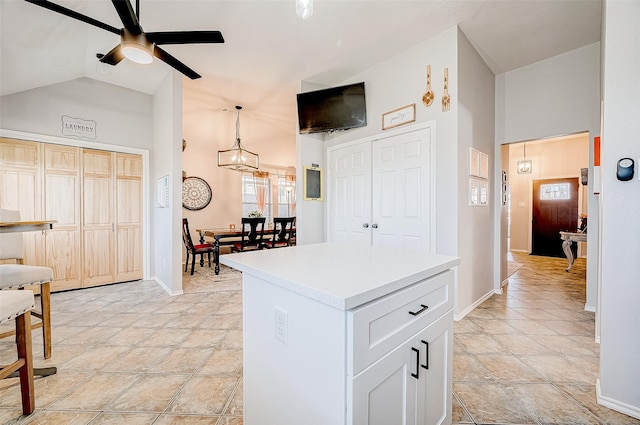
<box><xmin>328</xmin><ymin>124</ymin><xmax>434</xmax><ymax>253</ymax></box>
<box><xmin>372</xmin><ymin>127</ymin><xmax>432</xmax><ymax>253</ymax></box>
<box><xmin>351</xmin><ymin>310</ymin><xmax>453</xmax><ymax>425</ymax></box>
<box><xmin>351</xmin><ymin>336</ymin><xmax>419</xmax><ymax>425</ymax></box>
<box><xmin>416</xmin><ymin>311</ymin><xmax>453</xmax><ymax>425</ymax></box>
<box><xmin>328</xmin><ymin>141</ymin><xmax>372</xmax><ymax>246</ymax></box>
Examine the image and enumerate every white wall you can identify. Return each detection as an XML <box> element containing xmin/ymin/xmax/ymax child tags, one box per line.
<box><xmin>295</xmin><ymin>81</ymin><xmax>328</xmax><ymax>245</ymax></box>
<box><xmin>299</xmin><ymin>26</ymin><xmax>497</xmax><ymax>318</ymax></box>
<box><xmin>151</xmin><ymin>72</ymin><xmax>183</xmax><ymax>295</ymax></box>
<box><xmin>598</xmin><ymin>0</ymin><xmax>640</xmax><ymax>418</ymax></box>
<box><xmin>0</xmin><ymin>77</ymin><xmax>153</xmax><ymax>148</ymax></box>
<box><xmin>456</xmin><ymin>28</ymin><xmax>496</xmax><ymax>316</ymax></box>
<box><xmin>495</xmin><ymin>43</ymin><xmax>600</xmax><ymax>145</ymax></box>
<box><xmin>495</xmin><ymin>43</ymin><xmax>601</xmax><ymax>312</ymax></box>
<box><xmin>316</xmin><ymin>26</ymin><xmax>459</xmax><ymax>258</ymax></box>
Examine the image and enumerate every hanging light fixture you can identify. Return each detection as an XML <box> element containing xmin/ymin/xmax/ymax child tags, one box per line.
<box><xmin>296</xmin><ymin>0</ymin><xmax>313</xmax><ymax>19</ymax></box>
<box><xmin>517</xmin><ymin>143</ymin><xmax>532</xmax><ymax>174</ymax></box>
<box><xmin>218</xmin><ymin>106</ymin><xmax>259</xmax><ymax>171</ymax></box>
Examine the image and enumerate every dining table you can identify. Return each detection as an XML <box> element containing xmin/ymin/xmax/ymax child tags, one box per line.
<box><xmin>196</xmin><ymin>227</ymin><xmax>247</xmax><ymax>274</ymax></box>
<box><xmin>0</xmin><ymin>219</ymin><xmax>58</xmax><ymax>377</ymax></box>
<box><xmin>196</xmin><ymin>225</ymin><xmax>296</xmax><ymax>275</ymax></box>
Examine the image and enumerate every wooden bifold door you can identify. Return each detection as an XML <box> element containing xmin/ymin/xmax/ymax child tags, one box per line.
<box><xmin>0</xmin><ymin>138</ymin><xmax>142</xmax><ymax>291</ymax></box>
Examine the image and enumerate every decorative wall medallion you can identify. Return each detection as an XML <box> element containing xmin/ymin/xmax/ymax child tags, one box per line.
<box><xmin>182</xmin><ymin>177</ymin><xmax>212</xmax><ymax>210</ymax></box>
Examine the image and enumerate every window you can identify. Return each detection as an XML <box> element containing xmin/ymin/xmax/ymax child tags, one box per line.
<box><xmin>241</xmin><ymin>175</ymin><xmax>271</xmax><ymax>222</ymax></box>
<box><xmin>241</xmin><ymin>172</ymin><xmax>296</xmax><ymax>222</ymax></box>
<box><xmin>277</xmin><ymin>175</ymin><xmax>296</xmax><ymax>217</ymax></box>
<box><xmin>540</xmin><ymin>183</ymin><xmax>570</xmax><ymax>200</ymax></box>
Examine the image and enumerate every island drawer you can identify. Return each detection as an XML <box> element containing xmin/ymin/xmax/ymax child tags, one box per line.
<box><xmin>347</xmin><ymin>269</ymin><xmax>453</xmax><ymax>376</ymax></box>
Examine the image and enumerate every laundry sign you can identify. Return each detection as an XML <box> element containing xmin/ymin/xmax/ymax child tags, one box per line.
<box><xmin>62</xmin><ymin>115</ymin><xmax>97</xmax><ymax>140</ymax></box>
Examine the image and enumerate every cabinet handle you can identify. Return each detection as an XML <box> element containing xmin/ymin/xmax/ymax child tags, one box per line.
<box><xmin>362</xmin><ymin>223</ymin><xmax>369</xmax><ymax>228</ymax></box>
<box><xmin>411</xmin><ymin>347</ymin><xmax>420</xmax><ymax>379</ymax></box>
<box><xmin>408</xmin><ymin>304</ymin><xmax>429</xmax><ymax>316</ymax></box>
<box><xmin>371</xmin><ymin>223</ymin><xmax>378</xmax><ymax>229</ymax></box>
<box><xmin>421</xmin><ymin>340</ymin><xmax>429</xmax><ymax>370</ymax></box>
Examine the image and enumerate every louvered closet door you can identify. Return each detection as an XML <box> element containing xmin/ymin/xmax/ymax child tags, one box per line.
<box><xmin>82</xmin><ymin>148</ymin><xmax>115</xmax><ymax>287</ymax></box>
<box><xmin>115</xmin><ymin>153</ymin><xmax>142</xmax><ymax>282</ymax></box>
<box><xmin>0</xmin><ymin>138</ymin><xmax>44</xmax><ymax>265</ymax></box>
<box><xmin>43</xmin><ymin>144</ymin><xmax>82</xmax><ymax>290</ymax></box>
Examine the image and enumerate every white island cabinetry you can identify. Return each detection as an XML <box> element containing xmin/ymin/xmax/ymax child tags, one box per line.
<box><xmin>221</xmin><ymin>243</ymin><xmax>460</xmax><ymax>425</ymax></box>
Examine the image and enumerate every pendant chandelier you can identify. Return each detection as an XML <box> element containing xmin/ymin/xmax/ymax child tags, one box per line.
<box><xmin>517</xmin><ymin>143</ymin><xmax>532</xmax><ymax>174</ymax></box>
<box><xmin>218</xmin><ymin>106</ymin><xmax>259</xmax><ymax>171</ymax></box>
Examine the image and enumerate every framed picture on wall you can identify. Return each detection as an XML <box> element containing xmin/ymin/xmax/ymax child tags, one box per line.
<box><xmin>480</xmin><ymin>153</ymin><xmax>489</xmax><ymax>179</ymax></box>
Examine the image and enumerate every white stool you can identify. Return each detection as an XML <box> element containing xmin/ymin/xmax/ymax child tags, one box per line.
<box><xmin>0</xmin><ymin>290</ymin><xmax>36</xmax><ymax>415</ymax></box>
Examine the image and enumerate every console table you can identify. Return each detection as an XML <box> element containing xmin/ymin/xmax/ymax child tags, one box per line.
<box><xmin>559</xmin><ymin>231</ymin><xmax>587</xmax><ymax>272</ymax></box>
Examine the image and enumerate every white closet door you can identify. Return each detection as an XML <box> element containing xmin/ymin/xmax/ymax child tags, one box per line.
<box><xmin>328</xmin><ymin>141</ymin><xmax>372</xmax><ymax>246</ymax></box>
<box><xmin>372</xmin><ymin>127</ymin><xmax>432</xmax><ymax>253</ymax></box>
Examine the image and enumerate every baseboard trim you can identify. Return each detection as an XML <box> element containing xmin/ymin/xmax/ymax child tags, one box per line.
<box><xmin>500</xmin><ymin>278</ymin><xmax>509</xmax><ymax>288</ymax></box>
<box><xmin>454</xmin><ymin>289</ymin><xmax>495</xmax><ymax>321</ymax></box>
<box><xmin>584</xmin><ymin>304</ymin><xmax>596</xmax><ymax>312</ymax></box>
<box><xmin>153</xmin><ymin>276</ymin><xmax>184</xmax><ymax>296</ymax></box>
<box><xmin>510</xmin><ymin>249</ymin><xmax>529</xmax><ymax>253</ymax></box>
<box><xmin>596</xmin><ymin>379</ymin><xmax>640</xmax><ymax>420</ymax></box>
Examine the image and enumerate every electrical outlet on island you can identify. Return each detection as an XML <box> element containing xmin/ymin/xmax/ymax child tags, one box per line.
<box><xmin>275</xmin><ymin>307</ymin><xmax>288</xmax><ymax>345</ymax></box>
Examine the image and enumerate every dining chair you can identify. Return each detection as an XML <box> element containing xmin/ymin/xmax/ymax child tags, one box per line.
<box><xmin>0</xmin><ymin>209</ymin><xmax>54</xmax><ymax>360</ymax></box>
<box><xmin>182</xmin><ymin>218</ymin><xmax>215</xmax><ymax>275</ymax></box>
<box><xmin>0</xmin><ymin>290</ymin><xmax>36</xmax><ymax>415</ymax></box>
<box><xmin>268</xmin><ymin>217</ymin><xmax>296</xmax><ymax>248</ymax></box>
<box><xmin>231</xmin><ymin>217</ymin><xmax>266</xmax><ymax>252</ymax></box>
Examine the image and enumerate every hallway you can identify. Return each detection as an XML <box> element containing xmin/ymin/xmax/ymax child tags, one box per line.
<box><xmin>453</xmin><ymin>252</ymin><xmax>636</xmax><ymax>424</ymax></box>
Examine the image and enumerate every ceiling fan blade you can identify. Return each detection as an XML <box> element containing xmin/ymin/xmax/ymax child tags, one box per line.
<box><xmin>146</xmin><ymin>31</ymin><xmax>225</xmax><ymax>45</ymax></box>
<box><xmin>99</xmin><ymin>45</ymin><xmax>125</xmax><ymax>66</ymax></box>
<box><xmin>111</xmin><ymin>0</ymin><xmax>142</xmax><ymax>35</ymax></box>
<box><xmin>24</xmin><ymin>0</ymin><xmax>120</xmax><ymax>35</ymax></box>
<box><xmin>153</xmin><ymin>46</ymin><xmax>201</xmax><ymax>80</ymax></box>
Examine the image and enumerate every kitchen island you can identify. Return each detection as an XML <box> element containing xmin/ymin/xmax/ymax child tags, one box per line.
<box><xmin>221</xmin><ymin>242</ymin><xmax>460</xmax><ymax>425</ymax></box>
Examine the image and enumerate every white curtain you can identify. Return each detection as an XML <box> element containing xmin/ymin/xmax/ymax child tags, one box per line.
<box><xmin>253</xmin><ymin>171</ymin><xmax>269</xmax><ymax>215</ymax></box>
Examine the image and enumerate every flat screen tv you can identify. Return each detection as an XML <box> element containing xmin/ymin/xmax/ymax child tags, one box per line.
<box><xmin>297</xmin><ymin>82</ymin><xmax>367</xmax><ymax>134</ymax></box>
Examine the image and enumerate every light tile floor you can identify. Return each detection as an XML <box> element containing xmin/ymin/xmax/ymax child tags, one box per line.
<box><xmin>0</xmin><ymin>252</ymin><xmax>638</xmax><ymax>424</ymax></box>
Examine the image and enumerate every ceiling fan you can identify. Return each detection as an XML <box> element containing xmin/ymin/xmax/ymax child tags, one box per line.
<box><xmin>24</xmin><ymin>0</ymin><xmax>224</xmax><ymax>79</ymax></box>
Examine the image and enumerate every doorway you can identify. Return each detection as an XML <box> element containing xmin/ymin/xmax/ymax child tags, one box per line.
<box><xmin>531</xmin><ymin>177</ymin><xmax>579</xmax><ymax>257</ymax></box>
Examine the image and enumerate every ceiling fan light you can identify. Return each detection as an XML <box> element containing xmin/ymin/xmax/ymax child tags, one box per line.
<box><xmin>121</xmin><ymin>30</ymin><xmax>154</xmax><ymax>64</ymax></box>
<box><xmin>296</xmin><ymin>0</ymin><xmax>313</xmax><ymax>19</ymax></box>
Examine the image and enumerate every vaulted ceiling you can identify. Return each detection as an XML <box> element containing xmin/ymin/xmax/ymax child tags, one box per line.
<box><xmin>1</xmin><ymin>0</ymin><xmax>602</xmax><ymax>129</ymax></box>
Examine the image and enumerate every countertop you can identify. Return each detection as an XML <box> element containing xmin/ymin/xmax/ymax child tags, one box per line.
<box><xmin>220</xmin><ymin>242</ymin><xmax>460</xmax><ymax>310</ymax></box>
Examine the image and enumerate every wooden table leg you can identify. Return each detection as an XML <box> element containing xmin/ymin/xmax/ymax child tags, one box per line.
<box><xmin>215</xmin><ymin>238</ymin><xmax>221</xmax><ymax>275</ymax></box>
